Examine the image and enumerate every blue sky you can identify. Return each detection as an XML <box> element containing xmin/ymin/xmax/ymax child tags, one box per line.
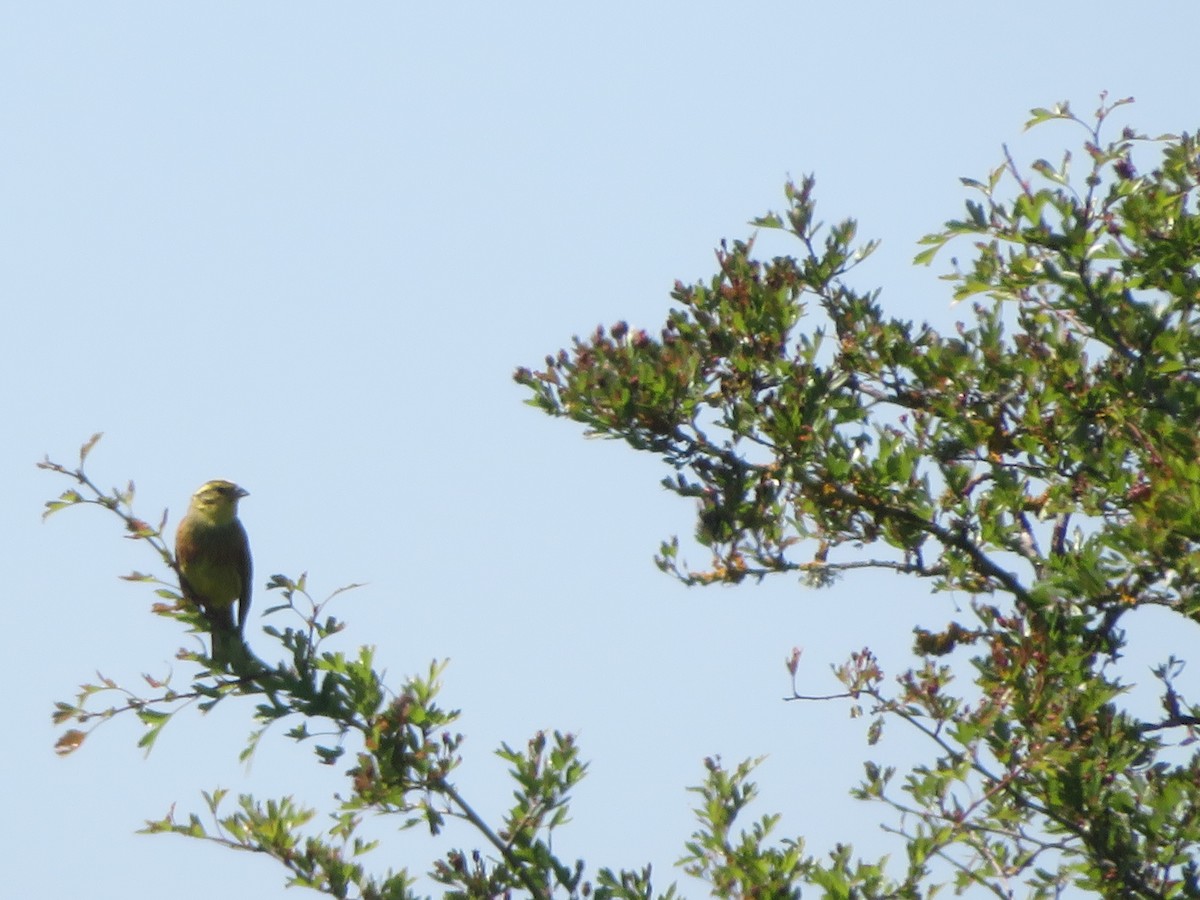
<box><xmin>5</xmin><ymin>3</ymin><xmax>1198</xmax><ymax>897</ymax></box>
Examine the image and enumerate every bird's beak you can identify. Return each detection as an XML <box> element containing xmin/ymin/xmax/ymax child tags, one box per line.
<box><xmin>235</xmin><ymin>486</ymin><xmax>250</xmax><ymax>499</ymax></box>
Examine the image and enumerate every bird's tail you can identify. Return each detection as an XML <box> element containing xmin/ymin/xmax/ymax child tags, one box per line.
<box><xmin>210</xmin><ymin>623</ymin><xmax>253</xmax><ymax>672</ymax></box>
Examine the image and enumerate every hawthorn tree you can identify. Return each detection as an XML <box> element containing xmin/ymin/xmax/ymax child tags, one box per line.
<box><xmin>46</xmin><ymin>98</ymin><xmax>1200</xmax><ymax>899</ymax></box>
<box><xmin>515</xmin><ymin>97</ymin><xmax>1200</xmax><ymax>897</ymax></box>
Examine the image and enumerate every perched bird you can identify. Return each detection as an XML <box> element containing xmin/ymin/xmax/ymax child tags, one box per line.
<box><xmin>174</xmin><ymin>480</ymin><xmax>252</xmax><ymax>665</ymax></box>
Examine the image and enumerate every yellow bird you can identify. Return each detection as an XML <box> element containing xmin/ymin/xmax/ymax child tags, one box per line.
<box><xmin>174</xmin><ymin>480</ymin><xmax>252</xmax><ymax>664</ymax></box>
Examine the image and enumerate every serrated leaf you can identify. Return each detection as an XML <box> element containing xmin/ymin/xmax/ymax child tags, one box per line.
<box><xmin>913</xmin><ymin>245</ymin><xmax>942</xmax><ymax>266</ymax></box>
<box><xmin>751</xmin><ymin>214</ymin><xmax>784</xmax><ymax>228</ymax></box>
<box><xmin>41</xmin><ymin>501</ymin><xmax>71</xmax><ymax>520</ymax></box>
<box><xmin>137</xmin><ymin>725</ymin><xmax>164</xmax><ymax>752</ymax></box>
<box><xmin>204</xmin><ymin>788</ymin><xmax>229</xmax><ymax>811</ymax></box>
<box><xmin>79</xmin><ymin>432</ymin><xmax>103</xmax><ymax>463</ymax></box>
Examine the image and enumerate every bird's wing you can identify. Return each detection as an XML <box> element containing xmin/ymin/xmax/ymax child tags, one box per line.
<box><xmin>236</xmin><ymin>519</ymin><xmax>252</xmax><ymax>633</ymax></box>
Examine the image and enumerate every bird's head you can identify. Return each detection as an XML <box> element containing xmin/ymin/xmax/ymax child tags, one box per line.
<box><xmin>188</xmin><ymin>479</ymin><xmax>249</xmax><ymax>525</ymax></box>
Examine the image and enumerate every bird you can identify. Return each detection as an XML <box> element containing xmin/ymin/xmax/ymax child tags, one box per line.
<box><xmin>174</xmin><ymin>479</ymin><xmax>252</xmax><ymax>665</ymax></box>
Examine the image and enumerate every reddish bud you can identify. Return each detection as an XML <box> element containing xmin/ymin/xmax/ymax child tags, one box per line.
<box><xmin>786</xmin><ymin>646</ymin><xmax>803</xmax><ymax>676</ymax></box>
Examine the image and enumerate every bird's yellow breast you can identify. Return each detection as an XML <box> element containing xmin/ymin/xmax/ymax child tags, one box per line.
<box><xmin>176</xmin><ymin>516</ymin><xmax>249</xmax><ymax>610</ymax></box>
<box><xmin>181</xmin><ymin>556</ymin><xmax>243</xmax><ymax>608</ymax></box>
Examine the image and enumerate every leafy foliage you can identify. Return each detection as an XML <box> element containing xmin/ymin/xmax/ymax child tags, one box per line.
<box><xmin>516</xmin><ymin>96</ymin><xmax>1200</xmax><ymax>896</ymax></box>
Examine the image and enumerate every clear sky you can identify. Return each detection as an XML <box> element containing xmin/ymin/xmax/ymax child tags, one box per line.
<box><xmin>4</xmin><ymin>3</ymin><xmax>1197</xmax><ymax>898</ymax></box>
